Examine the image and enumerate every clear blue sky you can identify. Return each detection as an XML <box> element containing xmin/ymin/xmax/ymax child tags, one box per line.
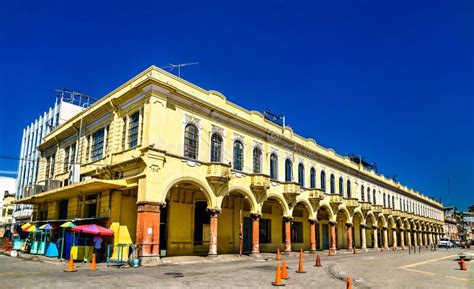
<box><xmin>0</xmin><ymin>1</ymin><xmax>472</xmax><ymax>210</ymax></box>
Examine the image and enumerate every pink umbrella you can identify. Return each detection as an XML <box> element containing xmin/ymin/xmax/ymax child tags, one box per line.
<box><xmin>71</xmin><ymin>224</ymin><xmax>114</xmax><ymax>236</ymax></box>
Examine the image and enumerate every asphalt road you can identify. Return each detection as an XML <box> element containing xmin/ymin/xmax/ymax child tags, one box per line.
<box><xmin>0</xmin><ymin>248</ymin><xmax>472</xmax><ymax>288</ymax></box>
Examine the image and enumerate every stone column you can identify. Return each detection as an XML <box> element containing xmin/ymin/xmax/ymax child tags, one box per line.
<box><xmin>283</xmin><ymin>216</ymin><xmax>292</xmax><ymax>254</ymax></box>
<box><xmin>251</xmin><ymin>214</ymin><xmax>260</xmax><ymax>255</ymax></box>
<box><xmin>361</xmin><ymin>224</ymin><xmax>367</xmax><ymax>251</ymax></box>
<box><xmin>407</xmin><ymin>230</ymin><xmax>411</xmax><ymax>247</ymax></box>
<box><xmin>309</xmin><ymin>219</ymin><xmax>317</xmax><ymax>254</ymax></box>
<box><xmin>383</xmin><ymin>228</ymin><xmax>389</xmax><ymax>249</ymax></box>
<box><xmin>208</xmin><ymin>209</ymin><xmax>220</xmax><ymax>257</ymax></box>
<box><xmin>347</xmin><ymin>224</ymin><xmax>353</xmax><ymax>250</ymax></box>
<box><xmin>392</xmin><ymin>229</ymin><xmax>397</xmax><ymax>248</ymax></box>
<box><xmin>400</xmin><ymin>230</ymin><xmax>405</xmax><ymax>248</ymax></box>
<box><xmin>330</xmin><ymin>221</ymin><xmax>337</xmax><ymax>252</ymax></box>
<box><xmin>413</xmin><ymin>231</ymin><xmax>418</xmax><ymax>247</ymax></box>
<box><xmin>136</xmin><ymin>202</ymin><xmax>161</xmax><ymax>265</ymax></box>
<box><xmin>418</xmin><ymin>231</ymin><xmax>422</xmax><ymax>247</ymax></box>
<box><xmin>373</xmin><ymin>227</ymin><xmax>379</xmax><ymax>250</ymax></box>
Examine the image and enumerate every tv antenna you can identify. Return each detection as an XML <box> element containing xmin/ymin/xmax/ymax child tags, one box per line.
<box><xmin>161</xmin><ymin>62</ymin><xmax>198</xmax><ymax>77</ymax></box>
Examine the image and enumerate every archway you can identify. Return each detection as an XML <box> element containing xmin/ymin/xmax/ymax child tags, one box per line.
<box><xmin>365</xmin><ymin>212</ymin><xmax>377</xmax><ymax>248</ymax></box>
<box><xmin>316</xmin><ymin>205</ymin><xmax>332</xmax><ymax>250</ymax></box>
<box><xmin>218</xmin><ymin>191</ymin><xmax>254</xmax><ymax>255</ymax></box>
<box><xmin>377</xmin><ymin>215</ymin><xmax>387</xmax><ymax>248</ymax></box>
<box><xmin>335</xmin><ymin>208</ymin><xmax>350</xmax><ymax>249</ymax></box>
<box><xmin>162</xmin><ymin>180</ymin><xmax>214</xmax><ymax>257</ymax></box>
<box><xmin>291</xmin><ymin>202</ymin><xmax>312</xmax><ymax>252</ymax></box>
<box><xmin>258</xmin><ymin>196</ymin><xmax>287</xmax><ymax>253</ymax></box>
<box><xmin>352</xmin><ymin>211</ymin><xmax>364</xmax><ymax>249</ymax></box>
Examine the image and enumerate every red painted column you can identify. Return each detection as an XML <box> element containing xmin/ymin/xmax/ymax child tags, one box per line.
<box><xmin>309</xmin><ymin>219</ymin><xmax>317</xmax><ymax>254</ymax></box>
<box><xmin>208</xmin><ymin>209</ymin><xmax>220</xmax><ymax>257</ymax></box>
<box><xmin>136</xmin><ymin>202</ymin><xmax>161</xmax><ymax>265</ymax></box>
<box><xmin>330</xmin><ymin>221</ymin><xmax>337</xmax><ymax>252</ymax></box>
<box><xmin>283</xmin><ymin>216</ymin><xmax>292</xmax><ymax>254</ymax></box>
<box><xmin>347</xmin><ymin>224</ymin><xmax>353</xmax><ymax>250</ymax></box>
<box><xmin>251</xmin><ymin>214</ymin><xmax>260</xmax><ymax>255</ymax></box>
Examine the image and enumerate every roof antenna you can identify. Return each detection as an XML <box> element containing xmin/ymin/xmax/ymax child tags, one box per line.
<box><xmin>161</xmin><ymin>62</ymin><xmax>199</xmax><ymax>77</ymax></box>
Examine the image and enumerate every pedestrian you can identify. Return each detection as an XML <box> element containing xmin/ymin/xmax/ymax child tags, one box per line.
<box><xmin>93</xmin><ymin>235</ymin><xmax>103</xmax><ymax>262</ymax></box>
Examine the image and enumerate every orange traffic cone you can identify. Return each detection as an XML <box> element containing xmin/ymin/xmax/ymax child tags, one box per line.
<box><xmin>314</xmin><ymin>253</ymin><xmax>322</xmax><ymax>267</ymax></box>
<box><xmin>91</xmin><ymin>253</ymin><xmax>97</xmax><ymax>271</ymax></box>
<box><xmin>276</xmin><ymin>248</ymin><xmax>281</xmax><ymax>261</ymax></box>
<box><xmin>281</xmin><ymin>259</ymin><xmax>289</xmax><ymax>279</ymax></box>
<box><xmin>272</xmin><ymin>262</ymin><xmax>285</xmax><ymax>286</ymax></box>
<box><xmin>65</xmin><ymin>254</ymin><xmax>76</xmax><ymax>272</ymax></box>
<box><xmin>346</xmin><ymin>276</ymin><xmax>353</xmax><ymax>289</ymax></box>
<box><xmin>296</xmin><ymin>249</ymin><xmax>306</xmax><ymax>273</ymax></box>
<box><xmin>328</xmin><ymin>248</ymin><xmax>334</xmax><ymax>256</ymax></box>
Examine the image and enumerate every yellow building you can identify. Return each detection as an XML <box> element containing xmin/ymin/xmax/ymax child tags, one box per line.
<box><xmin>17</xmin><ymin>66</ymin><xmax>445</xmax><ymax>265</ymax></box>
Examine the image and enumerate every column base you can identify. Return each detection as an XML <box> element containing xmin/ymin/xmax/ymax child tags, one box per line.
<box><xmin>283</xmin><ymin>251</ymin><xmax>292</xmax><ymax>256</ymax></box>
<box><xmin>207</xmin><ymin>254</ymin><xmax>218</xmax><ymax>258</ymax></box>
<box><xmin>361</xmin><ymin>246</ymin><xmax>367</xmax><ymax>252</ymax></box>
<box><xmin>309</xmin><ymin>250</ymin><xmax>317</xmax><ymax>255</ymax></box>
<box><xmin>250</xmin><ymin>252</ymin><xmax>261</xmax><ymax>257</ymax></box>
<box><xmin>139</xmin><ymin>256</ymin><xmax>161</xmax><ymax>266</ymax></box>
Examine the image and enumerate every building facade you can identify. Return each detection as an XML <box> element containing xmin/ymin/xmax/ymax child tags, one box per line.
<box><xmin>16</xmin><ymin>66</ymin><xmax>445</xmax><ymax>264</ymax></box>
<box><xmin>14</xmin><ymin>97</ymin><xmax>83</xmax><ymax>222</ymax></box>
<box><xmin>444</xmin><ymin>206</ymin><xmax>460</xmax><ymax>240</ymax></box>
<box><xmin>0</xmin><ymin>177</ymin><xmax>16</xmax><ymax>236</ymax></box>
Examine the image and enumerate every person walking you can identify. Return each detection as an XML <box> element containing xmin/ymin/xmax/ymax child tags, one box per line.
<box><xmin>93</xmin><ymin>235</ymin><xmax>103</xmax><ymax>262</ymax></box>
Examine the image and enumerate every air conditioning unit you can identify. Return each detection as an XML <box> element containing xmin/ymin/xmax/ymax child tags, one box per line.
<box><xmin>44</xmin><ymin>179</ymin><xmax>62</xmax><ymax>191</ymax></box>
<box><xmin>82</xmin><ymin>176</ymin><xmax>92</xmax><ymax>182</ymax></box>
<box><xmin>24</xmin><ymin>185</ymin><xmax>45</xmax><ymax>197</ymax></box>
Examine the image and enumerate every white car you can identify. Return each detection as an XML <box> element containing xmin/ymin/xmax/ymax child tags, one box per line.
<box><xmin>438</xmin><ymin>238</ymin><xmax>453</xmax><ymax>248</ymax></box>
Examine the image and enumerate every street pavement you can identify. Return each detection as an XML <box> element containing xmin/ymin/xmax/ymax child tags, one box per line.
<box><xmin>0</xmin><ymin>248</ymin><xmax>472</xmax><ymax>288</ymax></box>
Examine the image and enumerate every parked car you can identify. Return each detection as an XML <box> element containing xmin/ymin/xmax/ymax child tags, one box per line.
<box><xmin>438</xmin><ymin>238</ymin><xmax>453</xmax><ymax>248</ymax></box>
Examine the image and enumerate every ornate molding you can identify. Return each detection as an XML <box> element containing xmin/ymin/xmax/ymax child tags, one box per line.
<box><xmin>137</xmin><ymin>201</ymin><xmax>162</xmax><ymax>213</ymax></box>
<box><xmin>232</xmin><ymin>132</ymin><xmax>245</xmax><ymax>143</ymax></box>
<box><xmin>184</xmin><ymin>114</ymin><xmax>201</xmax><ymax>128</ymax></box>
<box><xmin>211</xmin><ymin>124</ymin><xmax>224</xmax><ymax>136</ymax></box>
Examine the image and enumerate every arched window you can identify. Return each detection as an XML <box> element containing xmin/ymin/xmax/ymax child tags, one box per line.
<box><xmin>338</xmin><ymin>177</ymin><xmax>344</xmax><ymax>196</ymax></box>
<box><xmin>252</xmin><ymin>147</ymin><xmax>262</xmax><ymax>173</ymax></box>
<box><xmin>361</xmin><ymin>185</ymin><xmax>365</xmax><ymax>201</ymax></box>
<box><xmin>298</xmin><ymin>163</ymin><xmax>305</xmax><ymax>187</ymax></box>
<box><xmin>373</xmin><ymin>189</ymin><xmax>377</xmax><ymax>204</ymax></box>
<box><xmin>400</xmin><ymin>198</ymin><xmax>402</xmax><ymax>210</ymax></box>
<box><xmin>184</xmin><ymin>124</ymin><xmax>199</xmax><ymax>160</ymax></box>
<box><xmin>210</xmin><ymin>133</ymin><xmax>223</xmax><ymax>162</ymax></box>
<box><xmin>270</xmin><ymin>153</ymin><xmax>278</xmax><ymax>180</ymax></box>
<box><xmin>320</xmin><ymin>170</ymin><xmax>326</xmax><ymax>192</ymax></box>
<box><xmin>387</xmin><ymin>194</ymin><xmax>391</xmax><ymax>208</ymax></box>
<box><xmin>392</xmin><ymin>196</ymin><xmax>395</xmax><ymax>209</ymax></box>
<box><xmin>330</xmin><ymin>174</ymin><xmax>335</xmax><ymax>194</ymax></box>
<box><xmin>347</xmin><ymin>180</ymin><xmax>351</xmax><ymax>198</ymax></box>
<box><xmin>310</xmin><ymin>168</ymin><xmax>316</xmax><ymax>188</ymax></box>
<box><xmin>233</xmin><ymin>141</ymin><xmax>244</xmax><ymax>171</ymax></box>
<box><xmin>285</xmin><ymin>159</ymin><xmax>293</xmax><ymax>182</ymax></box>
<box><xmin>367</xmin><ymin>187</ymin><xmax>370</xmax><ymax>203</ymax></box>
<box><xmin>383</xmin><ymin>193</ymin><xmax>386</xmax><ymax>207</ymax></box>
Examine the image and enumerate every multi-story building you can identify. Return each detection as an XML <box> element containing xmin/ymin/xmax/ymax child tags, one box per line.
<box><xmin>14</xmin><ymin>93</ymin><xmax>84</xmax><ymax>222</ymax></box>
<box><xmin>0</xmin><ymin>176</ymin><xmax>16</xmax><ymax>236</ymax></box>
<box><xmin>16</xmin><ymin>66</ymin><xmax>445</xmax><ymax>265</ymax></box>
<box><xmin>444</xmin><ymin>206</ymin><xmax>460</xmax><ymax>240</ymax></box>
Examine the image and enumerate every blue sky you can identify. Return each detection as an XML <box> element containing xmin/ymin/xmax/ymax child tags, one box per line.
<box><xmin>0</xmin><ymin>1</ymin><xmax>472</xmax><ymax>210</ymax></box>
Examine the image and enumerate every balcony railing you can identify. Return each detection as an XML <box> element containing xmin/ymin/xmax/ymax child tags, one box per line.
<box><xmin>329</xmin><ymin>194</ymin><xmax>343</xmax><ymax>204</ymax></box>
<box><xmin>372</xmin><ymin>205</ymin><xmax>383</xmax><ymax>213</ymax></box>
<box><xmin>344</xmin><ymin>198</ymin><xmax>359</xmax><ymax>208</ymax></box>
<box><xmin>283</xmin><ymin>182</ymin><xmax>300</xmax><ymax>204</ymax></box>
<box><xmin>360</xmin><ymin>202</ymin><xmax>372</xmax><ymax>211</ymax></box>
<box><xmin>250</xmin><ymin>174</ymin><xmax>270</xmax><ymax>193</ymax></box>
<box><xmin>382</xmin><ymin>208</ymin><xmax>392</xmax><ymax>215</ymax></box>
<box><xmin>206</xmin><ymin>163</ymin><xmax>230</xmax><ymax>185</ymax></box>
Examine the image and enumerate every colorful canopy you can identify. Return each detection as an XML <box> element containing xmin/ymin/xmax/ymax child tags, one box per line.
<box><xmin>23</xmin><ymin>225</ymin><xmax>39</xmax><ymax>232</ymax></box>
<box><xmin>39</xmin><ymin>223</ymin><xmax>58</xmax><ymax>230</ymax></box>
<box><xmin>71</xmin><ymin>224</ymin><xmax>113</xmax><ymax>236</ymax></box>
<box><xmin>60</xmin><ymin>221</ymin><xmax>76</xmax><ymax>228</ymax></box>
<box><xmin>21</xmin><ymin>223</ymin><xmax>32</xmax><ymax>229</ymax></box>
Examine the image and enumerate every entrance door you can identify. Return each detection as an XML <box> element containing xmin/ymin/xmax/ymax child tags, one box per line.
<box><xmin>322</xmin><ymin>224</ymin><xmax>329</xmax><ymax>250</ymax></box>
<box><xmin>160</xmin><ymin>205</ymin><xmax>168</xmax><ymax>257</ymax></box>
<box><xmin>243</xmin><ymin>217</ymin><xmax>252</xmax><ymax>254</ymax></box>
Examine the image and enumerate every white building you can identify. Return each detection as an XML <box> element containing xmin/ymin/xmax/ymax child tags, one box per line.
<box><xmin>14</xmin><ymin>92</ymin><xmax>86</xmax><ymax>222</ymax></box>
